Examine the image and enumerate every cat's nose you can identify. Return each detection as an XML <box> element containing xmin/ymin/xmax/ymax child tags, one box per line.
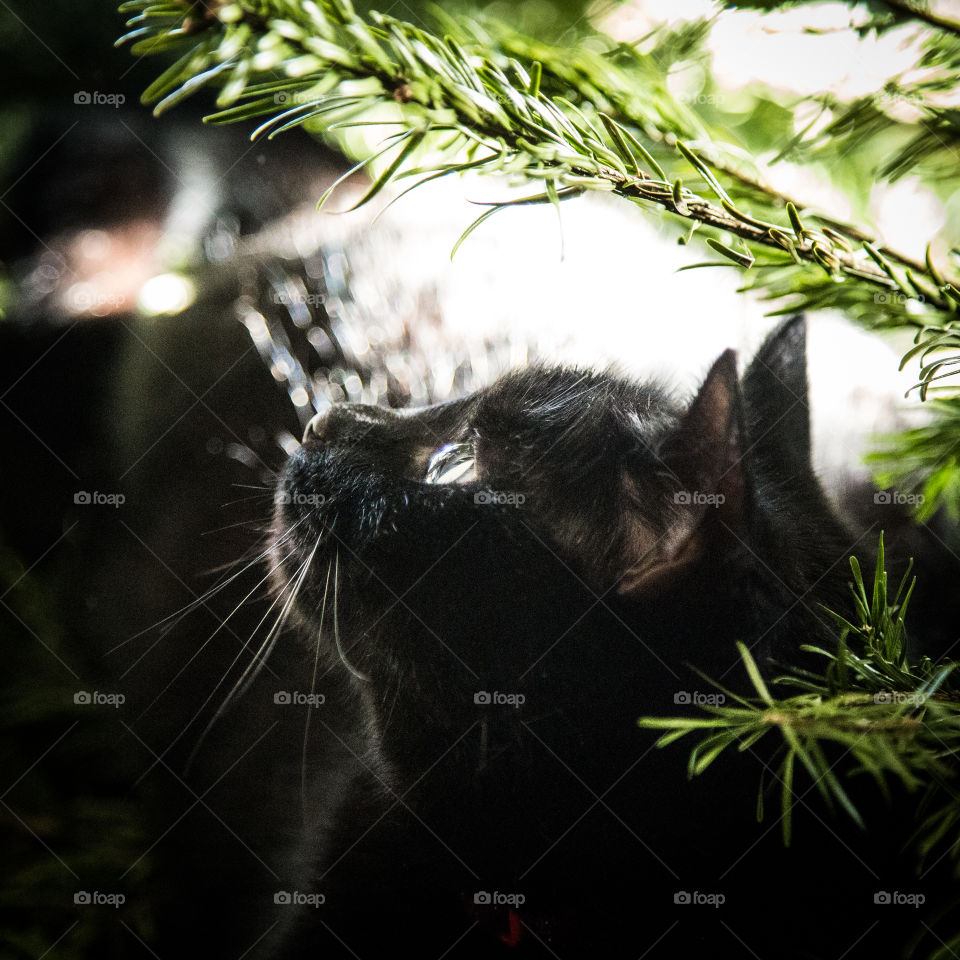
<box><xmin>303</xmin><ymin>410</ymin><xmax>332</xmax><ymax>444</ymax></box>
<box><xmin>302</xmin><ymin>404</ymin><xmax>397</xmax><ymax>444</ymax></box>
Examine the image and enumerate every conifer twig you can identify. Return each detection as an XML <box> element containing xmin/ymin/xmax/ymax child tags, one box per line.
<box><xmin>881</xmin><ymin>0</ymin><xmax>960</xmax><ymax>38</ymax></box>
<box><xmin>640</xmin><ymin>535</ymin><xmax>960</xmax><ymax>864</ymax></box>
<box><xmin>118</xmin><ymin>0</ymin><xmax>960</xmax><ymax>326</ymax></box>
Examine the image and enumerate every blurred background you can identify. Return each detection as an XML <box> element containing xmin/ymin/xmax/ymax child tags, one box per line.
<box><xmin>2</xmin><ymin>0</ymin><xmax>959</xmax><ymax>957</ymax></box>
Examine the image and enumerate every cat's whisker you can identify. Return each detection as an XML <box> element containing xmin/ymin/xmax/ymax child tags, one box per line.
<box><xmin>231</xmin><ymin>536</ymin><xmax>320</xmax><ymax>702</ymax></box>
<box><xmin>379</xmin><ymin>673</ymin><xmax>402</xmax><ymax>739</ymax></box>
<box><xmin>106</xmin><ymin>515</ymin><xmax>309</xmax><ymax>656</ymax></box>
<box><xmin>135</xmin><ymin>550</ymin><xmax>298</xmax><ymax>722</ymax></box>
<box><xmin>221</xmin><ymin>492</ymin><xmax>280</xmax><ymax>508</ymax></box>
<box><xmin>224</xmin><ymin>545</ymin><xmax>315</xmax><ymax>715</ymax></box>
<box><xmin>201</xmin><ymin>516</ymin><xmax>275</xmax><ymax>538</ymax></box>
<box><xmin>137</xmin><ymin>555</ymin><xmax>299</xmax><ymax>785</ymax></box>
<box><xmin>332</xmin><ymin>549</ymin><xmax>370</xmax><ymax>682</ymax></box>
<box><xmin>207</xmin><ymin>516</ymin><xmax>306</xmax><ymax>574</ymax></box>
<box><xmin>182</xmin><ymin>544</ymin><xmax>315</xmax><ymax>773</ymax></box>
<box><xmin>137</xmin><ymin>551</ymin><xmax>294</xmax><ymax>783</ymax></box>
<box><xmin>200</xmin><ymin>542</ymin><xmax>273</xmax><ymax>576</ymax></box>
<box><xmin>301</xmin><ymin>559</ymin><xmax>333</xmax><ymax>803</ymax></box>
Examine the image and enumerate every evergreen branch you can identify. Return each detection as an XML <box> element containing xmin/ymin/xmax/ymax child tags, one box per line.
<box><xmin>769</xmin><ymin>30</ymin><xmax>960</xmax><ymax>182</ymax></box>
<box><xmin>119</xmin><ymin>0</ymin><xmax>960</xmax><ymax>332</ymax></box>
<box><xmin>460</xmin><ymin>16</ymin><xmax>941</xmax><ymax>280</ymax></box>
<box><xmin>713</xmin><ymin>0</ymin><xmax>960</xmax><ymax>39</ymax></box>
<box><xmin>881</xmin><ymin>0</ymin><xmax>960</xmax><ymax>38</ymax></box>
<box><xmin>867</xmin><ymin>396</ymin><xmax>960</xmax><ymax>523</ymax></box>
<box><xmin>639</xmin><ymin>535</ymin><xmax>960</xmax><ymax>866</ymax></box>
<box><xmin>788</xmin><ymin>89</ymin><xmax>960</xmax><ymax>185</ymax></box>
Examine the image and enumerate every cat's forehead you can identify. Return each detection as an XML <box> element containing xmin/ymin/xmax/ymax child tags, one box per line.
<box><xmin>474</xmin><ymin>365</ymin><xmax>671</xmax><ymax>426</ymax></box>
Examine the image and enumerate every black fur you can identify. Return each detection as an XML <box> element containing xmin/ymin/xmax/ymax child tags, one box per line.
<box><xmin>261</xmin><ymin>317</ymin><xmax>893</xmax><ymax>957</ymax></box>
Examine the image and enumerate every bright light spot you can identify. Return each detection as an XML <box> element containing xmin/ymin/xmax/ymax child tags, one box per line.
<box><xmin>872</xmin><ymin>179</ymin><xmax>946</xmax><ymax>259</ymax></box>
<box><xmin>137</xmin><ymin>273</ymin><xmax>196</xmax><ymax>316</ymax></box>
<box><xmin>64</xmin><ymin>283</ymin><xmax>97</xmax><ymax>315</ymax></box>
<box><xmin>78</xmin><ymin>230</ymin><xmax>111</xmax><ymax>261</ymax></box>
<box><xmin>245</xmin><ymin>315</ymin><xmax>270</xmax><ymax>343</ymax></box>
<box><xmin>290</xmin><ymin>387</ymin><xmax>311</xmax><ymax>407</ymax></box>
<box><xmin>601</xmin><ymin>1</ymin><xmax>926</xmax><ymax>101</ymax></box>
<box><xmin>277</xmin><ymin>431</ymin><xmax>301</xmax><ymax>456</ymax></box>
<box><xmin>342</xmin><ymin>373</ymin><xmax>363</xmax><ymax>400</ymax></box>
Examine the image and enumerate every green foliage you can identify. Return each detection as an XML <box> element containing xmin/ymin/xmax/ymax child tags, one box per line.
<box><xmin>713</xmin><ymin>0</ymin><xmax>960</xmax><ymax>39</ymax></box>
<box><xmin>869</xmin><ymin>396</ymin><xmax>960</xmax><ymax>522</ymax></box>
<box><xmin>778</xmin><ymin>32</ymin><xmax>960</xmax><ymax>186</ymax></box>
<box><xmin>639</xmin><ymin>534</ymin><xmax>960</xmax><ymax>877</ymax></box>
<box><xmin>117</xmin><ymin>0</ymin><xmax>960</xmax><ymax>607</ymax></box>
<box><xmin>116</xmin><ymin>0</ymin><xmax>960</xmax><ymax>331</ymax></box>
<box><xmin>641</xmin><ymin>532</ymin><xmax>960</xmax><ymax>957</ymax></box>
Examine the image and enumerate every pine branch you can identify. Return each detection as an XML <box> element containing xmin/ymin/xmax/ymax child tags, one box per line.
<box><xmin>781</xmin><ymin>31</ymin><xmax>960</xmax><ymax>183</ymax></box>
<box><xmin>881</xmin><ymin>0</ymin><xmax>960</xmax><ymax>38</ymax></box>
<box><xmin>713</xmin><ymin>0</ymin><xmax>960</xmax><ymax>39</ymax></box>
<box><xmin>868</xmin><ymin>395</ymin><xmax>960</xmax><ymax>522</ymax></box>
<box><xmin>639</xmin><ymin>535</ymin><xmax>960</xmax><ymax>870</ymax></box>
<box><xmin>118</xmin><ymin>0</ymin><xmax>960</xmax><ymax>336</ymax></box>
<box><xmin>458</xmin><ymin>17</ymin><xmax>943</xmax><ymax>284</ymax></box>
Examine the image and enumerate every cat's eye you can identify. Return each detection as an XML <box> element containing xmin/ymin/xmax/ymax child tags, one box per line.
<box><xmin>424</xmin><ymin>442</ymin><xmax>477</xmax><ymax>485</ymax></box>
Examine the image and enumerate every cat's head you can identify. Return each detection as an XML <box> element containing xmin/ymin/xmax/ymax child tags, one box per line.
<box><xmin>271</xmin><ymin>316</ymin><xmax>848</xmax><ymax>703</ymax></box>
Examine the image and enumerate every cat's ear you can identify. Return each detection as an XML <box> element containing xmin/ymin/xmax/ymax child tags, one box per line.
<box><xmin>618</xmin><ymin>350</ymin><xmax>750</xmax><ymax>597</ymax></box>
<box><xmin>743</xmin><ymin>314</ymin><xmax>811</xmax><ymax>468</ymax></box>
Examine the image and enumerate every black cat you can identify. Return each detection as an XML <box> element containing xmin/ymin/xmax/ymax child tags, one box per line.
<box><xmin>6</xmin><ymin>115</ymin><xmax>954</xmax><ymax>960</ymax></box>
<box><xmin>261</xmin><ymin>316</ymin><xmax>905</xmax><ymax>957</ymax></box>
